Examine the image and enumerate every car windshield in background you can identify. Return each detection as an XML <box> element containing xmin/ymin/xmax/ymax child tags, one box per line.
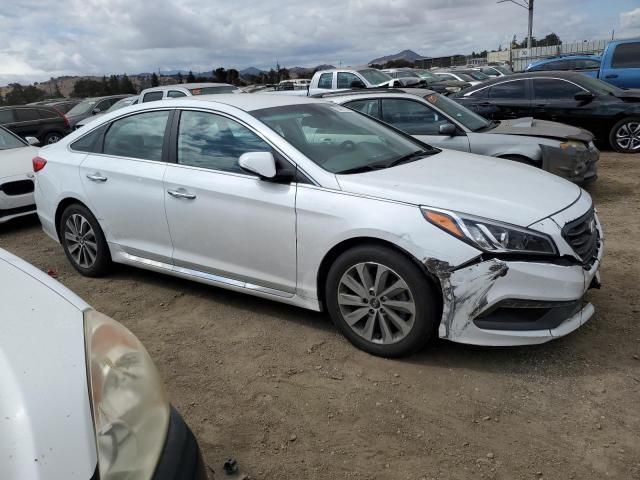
<box><xmin>0</xmin><ymin>128</ymin><xmax>25</xmax><ymax>150</ymax></box>
<box><xmin>493</xmin><ymin>66</ymin><xmax>513</xmax><ymax>75</ymax></box>
<box><xmin>252</xmin><ymin>103</ymin><xmax>435</xmax><ymax>174</ymax></box>
<box><xmin>397</xmin><ymin>71</ymin><xmax>421</xmax><ymax>78</ymax></box>
<box><xmin>464</xmin><ymin>71</ymin><xmax>489</xmax><ymax>80</ymax></box>
<box><xmin>576</xmin><ymin>75</ymin><xmax>623</xmax><ymax>96</ymax></box>
<box><xmin>357</xmin><ymin>69</ymin><xmax>393</xmax><ymax>85</ymax></box>
<box><xmin>454</xmin><ymin>73</ymin><xmax>475</xmax><ymax>82</ymax></box>
<box><xmin>415</xmin><ymin>70</ymin><xmax>436</xmax><ymax>79</ymax></box>
<box><xmin>189</xmin><ymin>86</ymin><xmax>237</xmax><ymax>95</ymax></box>
<box><xmin>106</xmin><ymin>98</ymin><xmax>136</xmax><ymax>112</ymax></box>
<box><xmin>423</xmin><ymin>93</ymin><xmax>490</xmax><ymax>131</ymax></box>
<box><xmin>67</xmin><ymin>100</ymin><xmax>97</xmax><ymax>116</ymax></box>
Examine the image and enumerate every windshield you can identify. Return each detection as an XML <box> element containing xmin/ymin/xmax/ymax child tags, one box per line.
<box><xmin>454</xmin><ymin>73</ymin><xmax>475</xmax><ymax>82</ymax></box>
<box><xmin>395</xmin><ymin>70</ymin><xmax>420</xmax><ymax>79</ymax></box>
<box><xmin>463</xmin><ymin>70</ymin><xmax>489</xmax><ymax>80</ymax></box>
<box><xmin>106</xmin><ymin>97</ymin><xmax>136</xmax><ymax>112</ymax></box>
<box><xmin>575</xmin><ymin>75</ymin><xmax>622</xmax><ymax>96</ymax></box>
<box><xmin>190</xmin><ymin>86</ymin><xmax>237</xmax><ymax>95</ymax></box>
<box><xmin>0</xmin><ymin>128</ymin><xmax>25</xmax><ymax>150</ymax></box>
<box><xmin>67</xmin><ymin>99</ymin><xmax>97</xmax><ymax>116</ymax></box>
<box><xmin>421</xmin><ymin>92</ymin><xmax>490</xmax><ymax>132</ymax></box>
<box><xmin>251</xmin><ymin>103</ymin><xmax>435</xmax><ymax>174</ymax></box>
<box><xmin>357</xmin><ymin>69</ymin><xmax>392</xmax><ymax>85</ymax></box>
<box><xmin>493</xmin><ymin>66</ymin><xmax>513</xmax><ymax>75</ymax></box>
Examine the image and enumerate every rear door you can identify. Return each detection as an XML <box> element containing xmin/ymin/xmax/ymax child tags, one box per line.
<box><xmin>13</xmin><ymin>108</ymin><xmax>42</xmax><ymax>139</ymax></box>
<box><xmin>531</xmin><ymin>78</ymin><xmax>589</xmax><ymax>124</ymax></box>
<box><xmin>163</xmin><ymin>109</ymin><xmax>297</xmax><ymax>293</ymax></box>
<box><xmin>602</xmin><ymin>41</ymin><xmax>640</xmax><ymax>88</ymax></box>
<box><xmin>485</xmin><ymin>79</ymin><xmax>531</xmax><ymax>119</ymax></box>
<box><xmin>78</xmin><ymin>109</ymin><xmax>175</xmax><ymax>263</ymax></box>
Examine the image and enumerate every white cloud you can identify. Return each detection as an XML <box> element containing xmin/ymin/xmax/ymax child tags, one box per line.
<box><xmin>0</xmin><ymin>0</ymin><xmax>630</xmax><ymax>85</ymax></box>
<box><xmin>620</xmin><ymin>8</ymin><xmax>640</xmax><ymax>37</ymax></box>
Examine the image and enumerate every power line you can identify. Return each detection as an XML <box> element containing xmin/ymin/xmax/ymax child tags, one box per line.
<box><xmin>498</xmin><ymin>0</ymin><xmax>534</xmax><ymax>50</ymax></box>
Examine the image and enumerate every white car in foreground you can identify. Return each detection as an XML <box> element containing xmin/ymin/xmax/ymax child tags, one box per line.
<box><xmin>34</xmin><ymin>95</ymin><xmax>602</xmax><ymax>357</ymax></box>
<box><xmin>0</xmin><ymin>126</ymin><xmax>39</xmax><ymax>223</ymax></box>
<box><xmin>0</xmin><ymin>248</ymin><xmax>207</xmax><ymax>480</ymax></box>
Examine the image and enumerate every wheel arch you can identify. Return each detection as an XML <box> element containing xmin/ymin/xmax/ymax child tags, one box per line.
<box><xmin>54</xmin><ymin>197</ymin><xmax>93</xmax><ymax>241</ymax></box>
<box><xmin>315</xmin><ymin>236</ymin><xmax>442</xmax><ymax>312</ymax></box>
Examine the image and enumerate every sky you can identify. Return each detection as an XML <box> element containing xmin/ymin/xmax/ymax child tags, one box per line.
<box><xmin>0</xmin><ymin>0</ymin><xmax>639</xmax><ymax>85</ymax></box>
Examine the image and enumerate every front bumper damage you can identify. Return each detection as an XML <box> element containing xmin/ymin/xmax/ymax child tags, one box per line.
<box><xmin>541</xmin><ymin>142</ymin><xmax>599</xmax><ymax>184</ymax></box>
<box><xmin>427</xmin><ymin>210</ymin><xmax>603</xmax><ymax>346</ymax></box>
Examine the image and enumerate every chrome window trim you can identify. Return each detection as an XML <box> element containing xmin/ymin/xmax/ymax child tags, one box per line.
<box><xmin>463</xmin><ymin>76</ymin><xmax>589</xmax><ymax>97</ymax></box>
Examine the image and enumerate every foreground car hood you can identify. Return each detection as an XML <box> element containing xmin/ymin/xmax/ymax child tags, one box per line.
<box><xmin>488</xmin><ymin>117</ymin><xmax>593</xmax><ymax>142</ymax></box>
<box><xmin>0</xmin><ymin>146</ymin><xmax>38</xmax><ymax>179</ymax></box>
<box><xmin>336</xmin><ymin>150</ymin><xmax>581</xmax><ymax>226</ymax></box>
<box><xmin>0</xmin><ymin>250</ymin><xmax>96</xmax><ymax>480</ymax></box>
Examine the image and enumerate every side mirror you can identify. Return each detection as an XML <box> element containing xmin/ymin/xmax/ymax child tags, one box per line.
<box><xmin>239</xmin><ymin>151</ymin><xmax>277</xmax><ymax>179</ymax></box>
<box><xmin>25</xmin><ymin>136</ymin><xmax>40</xmax><ymax>146</ymax></box>
<box><xmin>350</xmin><ymin>80</ymin><xmax>366</xmax><ymax>89</ymax></box>
<box><xmin>92</xmin><ymin>107</ymin><xmax>101</xmax><ymax>115</ymax></box>
<box><xmin>574</xmin><ymin>91</ymin><xmax>594</xmax><ymax>102</ymax></box>
<box><xmin>439</xmin><ymin>123</ymin><xmax>456</xmax><ymax>136</ymax></box>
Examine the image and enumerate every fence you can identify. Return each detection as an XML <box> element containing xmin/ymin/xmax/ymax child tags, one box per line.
<box><xmin>488</xmin><ymin>40</ymin><xmax>608</xmax><ymax>71</ymax></box>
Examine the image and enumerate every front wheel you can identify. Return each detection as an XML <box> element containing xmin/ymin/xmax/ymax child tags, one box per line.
<box><xmin>60</xmin><ymin>204</ymin><xmax>111</xmax><ymax>277</ymax></box>
<box><xmin>325</xmin><ymin>245</ymin><xmax>439</xmax><ymax>357</ymax></box>
<box><xmin>609</xmin><ymin>117</ymin><xmax>640</xmax><ymax>153</ymax></box>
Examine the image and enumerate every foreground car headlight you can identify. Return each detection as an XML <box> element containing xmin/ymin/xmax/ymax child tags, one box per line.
<box><xmin>560</xmin><ymin>140</ymin><xmax>587</xmax><ymax>150</ymax></box>
<box><xmin>422</xmin><ymin>207</ymin><xmax>557</xmax><ymax>255</ymax></box>
<box><xmin>84</xmin><ymin>310</ymin><xmax>170</xmax><ymax>480</ymax></box>
<box><xmin>445</xmin><ymin>86</ymin><xmax>462</xmax><ymax>92</ymax></box>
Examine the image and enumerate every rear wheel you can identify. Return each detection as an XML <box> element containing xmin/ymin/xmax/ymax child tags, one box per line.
<box><xmin>325</xmin><ymin>245</ymin><xmax>439</xmax><ymax>357</ymax></box>
<box><xmin>609</xmin><ymin>117</ymin><xmax>640</xmax><ymax>153</ymax></box>
<box><xmin>59</xmin><ymin>204</ymin><xmax>111</xmax><ymax>277</ymax></box>
<box><xmin>43</xmin><ymin>132</ymin><xmax>63</xmax><ymax>144</ymax></box>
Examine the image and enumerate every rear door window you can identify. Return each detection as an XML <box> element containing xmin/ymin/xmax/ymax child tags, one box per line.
<box><xmin>488</xmin><ymin>81</ymin><xmax>526</xmax><ymax>99</ymax></box>
<box><xmin>0</xmin><ymin>110</ymin><xmax>16</xmax><ymax>123</ymax></box>
<box><xmin>381</xmin><ymin>99</ymin><xmax>445</xmax><ymax>135</ymax></box>
<box><xmin>317</xmin><ymin>73</ymin><xmax>333</xmax><ymax>89</ymax></box>
<box><xmin>611</xmin><ymin>42</ymin><xmax>640</xmax><ymax>68</ymax></box>
<box><xmin>15</xmin><ymin>109</ymin><xmax>40</xmax><ymax>122</ymax></box>
<box><xmin>103</xmin><ymin>110</ymin><xmax>170</xmax><ymax>161</ymax></box>
<box><xmin>142</xmin><ymin>91</ymin><xmax>164</xmax><ymax>103</ymax></box>
<box><xmin>38</xmin><ymin>109</ymin><xmax>59</xmax><ymax>119</ymax></box>
<box><xmin>337</xmin><ymin>72</ymin><xmax>360</xmax><ymax>89</ymax></box>
<box><xmin>345</xmin><ymin>99</ymin><xmax>381</xmax><ymax>118</ymax></box>
<box><xmin>533</xmin><ymin>79</ymin><xmax>584</xmax><ymax>99</ymax></box>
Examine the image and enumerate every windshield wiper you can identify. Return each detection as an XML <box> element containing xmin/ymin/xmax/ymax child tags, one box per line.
<box><xmin>475</xmin><ymin>120</ymin><xmax>499</xmax><ymax>132</ymax></box>
<box><xmin>385</xmin><ymin>150</ymin><xmax>430</xmax><ymax>168</ymax></box>
<box><xmin>337</xmin><ymin>164</ymin><xmax>387</xmax><ymax>175</ymax></box>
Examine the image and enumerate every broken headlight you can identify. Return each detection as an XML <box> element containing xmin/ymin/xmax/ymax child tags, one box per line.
<box><xmin>422</xmin><ymin>207</ymin><xmax>557</xmax><ymax>255</ymax></box>
<box><xmin>84</xmin><ymin>310</ymin><xmax>170</xmax><ymax>480</ymax></box>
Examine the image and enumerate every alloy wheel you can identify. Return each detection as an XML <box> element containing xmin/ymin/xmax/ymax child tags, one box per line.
<box><xmin>64</xmin><ymin>213</ymin><xmax>98</xmax><ymax>269</ymax></box>
<box><xmin>337</xmin><ymin>262</ymin><xmax>416</xmax><ymax>345</ymax></box>
<box><xmin>615</xmin><ymin>121</ymin><xmax>640</xmax><ymax>152</ymax></box>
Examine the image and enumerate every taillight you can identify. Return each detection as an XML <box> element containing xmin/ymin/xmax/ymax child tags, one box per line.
<box><xmin>33</xmin><ymin>156</ymin><xmax>47</xmax><ymax>172</ymax></box>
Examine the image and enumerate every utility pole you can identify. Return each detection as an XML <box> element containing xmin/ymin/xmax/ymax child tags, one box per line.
<box><xmin>498</xmin><ymin>0</ymin><xmax>534</xmax><ymax>49</ymax></box>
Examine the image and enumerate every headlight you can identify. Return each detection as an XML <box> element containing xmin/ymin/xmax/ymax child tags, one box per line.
<box><xmin>445</xmin><ymin>86</ymin><xmax>461</xmax><ymax>92</ymax></box>
<box><xmin>421</xmin><ymin>207</ymin><xmax>557</xmax><ymax>255</ymax></box>
<box><xmin>84</xmin><ymin>310</ymin><xmax>170</xmax><ymax>480</ymax></box>
<box><xmin>560</xmin><ymin>140</ymin><xmax>587</xmax><ymax>150</ymax></box>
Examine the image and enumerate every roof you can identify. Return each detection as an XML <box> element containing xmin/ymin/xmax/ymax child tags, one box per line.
<box><xmin>469</xmin><ymin>70</ymin><xmax>590</xmax><ymax>87</ymax></box>
<box><xmin>312</xmin><ymin>88</ymin><xmax>436</xmax><ymax>102</ymax></box>
<box><xmin>170</xmin><ymin>93</ymin><xmax>328</xmax><ymax>111</ymax></box>
<box><xmin>141</xmin><ymin>82</ymin><xmax>235</xmax><ymax>92</ymax></box>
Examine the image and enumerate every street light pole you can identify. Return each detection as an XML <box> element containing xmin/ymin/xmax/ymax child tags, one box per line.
<box><xmin>498</xmin><ymin>0</ymin><xmax>534</xmax><ymax>49</ymax></box>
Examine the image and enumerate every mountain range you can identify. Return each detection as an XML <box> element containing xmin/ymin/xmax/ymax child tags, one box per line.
<box><xmin>368</xmin><ymin>49</ymin><xmax>425</xmax><ymax>65</ymax></box>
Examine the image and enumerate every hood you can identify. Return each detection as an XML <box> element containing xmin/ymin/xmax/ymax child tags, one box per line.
<box><xmin>0</xmin><ymin>145</ymin><xmax>38</xmax><ymax>179</ymax></box>
<box><xmin>487</xmin><ymin>117</ymin><xmax>593</xmax><ymax>142</ymax></box>
<box><xmin>336</xmin><ymin>149</ymin><xmax>581</xmax><ymax>227</ymax></box>
<box><xmin>0</xmin><ymin>250</ymin><xmax>96</xmax><ymax>480</ymax></box>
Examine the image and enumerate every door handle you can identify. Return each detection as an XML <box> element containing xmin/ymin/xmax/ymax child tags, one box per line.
<box><xmin>167</xmin><ymin>189</ymin><xmax>196</xmax><ymax>200</ymax></box>
<box><xmin>86</xmin><ymin>173</ymin><xmax>108</xmax><ymax>182</ymax></box>
<box><xmin>605</xmin><ymin>74</ymin><xmax>618</xmax><ymax>79</ymax></box>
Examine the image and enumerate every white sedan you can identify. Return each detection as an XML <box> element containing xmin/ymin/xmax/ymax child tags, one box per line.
<box><xmin>0</xmin><ymin>126</ymin><xmax>39</xmax><ymax>223</ymax></box>
<box><xmin>34</xmin><ymin>94</ymin><xmax>602</xmax><ymax>357</ymax></box>
<box><xmin>0</xmin><ymin>248</ymin><xmax>207</xmax><ymax>480</ymax></box>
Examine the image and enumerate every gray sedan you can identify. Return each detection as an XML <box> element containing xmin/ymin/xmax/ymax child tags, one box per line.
<box><xmin>322</xmin><ymin>88</ymin><xmax>599</xmax><ymax>183</ymax></box>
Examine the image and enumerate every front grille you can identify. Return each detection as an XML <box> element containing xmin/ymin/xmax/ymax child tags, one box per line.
<box><xmin>562</xmin><ymin>209</ymin><xmax>599</xmax><ymax>269</ymax></box>
<box><xmin>0</xmin><ymin>179</ymin><xmax>34</xmax><ymax>196</ymax></box>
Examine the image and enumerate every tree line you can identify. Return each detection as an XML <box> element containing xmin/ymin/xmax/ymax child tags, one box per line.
<box><xmin>72</xmin><ymin>74</ymin><xmax>136</xmax><ymax>98</ymax></box>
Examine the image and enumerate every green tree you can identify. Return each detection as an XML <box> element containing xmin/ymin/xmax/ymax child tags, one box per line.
<box><xmin>108</xmin><ymin>75</ymin><xmax>120</xmax><ymax>94</ymax></box>
<box><xmin>72</xmin><ymin>79</ymin><xmax>104</xmax><ymax>98</ymax></box>
<box><xmin>186</xmin><ymin>70</ymin><xmax>196</xmax><ymax>82</ymax></box>
<box><xmin>177</xmin><ymin>72</ymin><xmax>183</xmax><ymax>84</ymax></box>
<box><xmin>120</xmin><ymin>74</ymin><xmax>136</xmax><ymax>94</ymax></box>
<box><xmin>151</xmin><ymin>72</ymin><xmax>159</xmax><ymax>87</ymax></box>
<box><xmin>214</xmin><ymin>67</ymin><xmax>227</xmax><ymax>83</ymax></box>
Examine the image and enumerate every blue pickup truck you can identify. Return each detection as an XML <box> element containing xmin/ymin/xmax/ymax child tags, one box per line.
<box><xmin>526</xmin><ymin>39</ymin><xmax>640</xmax><ymax>88</ymax></box>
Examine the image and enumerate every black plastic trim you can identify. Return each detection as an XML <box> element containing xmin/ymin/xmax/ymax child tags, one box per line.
<box><xmin>474</xmin><ymin>298</ymin><xmax>584</xmax><ymax>331</ymax></box>
<box><xmin>0</xmin><ymin>204</ymin><xmax>36</xmax><ymax>218</ymax></box>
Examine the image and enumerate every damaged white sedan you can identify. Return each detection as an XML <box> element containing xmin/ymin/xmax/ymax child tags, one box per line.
<box><xmin>34</xmin><ymin>95</ymin><xmax>602</xmax><ymax>357</ymax></box>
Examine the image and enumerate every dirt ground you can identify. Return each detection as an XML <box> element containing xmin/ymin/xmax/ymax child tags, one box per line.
<box><xmin>1</xmin><ymin>152</ymin><xmax>639</xmax><ymax>480</ymax></box>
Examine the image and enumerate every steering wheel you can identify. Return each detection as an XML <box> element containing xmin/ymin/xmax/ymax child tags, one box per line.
<box><xmin>339</xmin><ymin>140</ymin><xmax>356</xmax><ymax>152</ymax></box>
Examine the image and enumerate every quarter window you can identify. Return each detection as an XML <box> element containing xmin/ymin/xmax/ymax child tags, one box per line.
<box><xmin>142</xmin><ymin>91</ymin><xmax>164</xmax><ymax>103</ymax></box>
<box><xmin>488</xmin><ymin>81</ymin><xmax>526</xmax><ymax>99</ymax></box>
<box><xmin>70</xmin><ymin>124</ymin><xmax>107</xmax><ymax>153</ymax></box>
<box><xmin>317</xmin><ymin>73</ymin><xmax>333</xmax><ymax>89</ymax></box>
<box><xmin>337</xmin><ymin>72</ymin><xmax>360</xmax><ymax>89</ymax></box>
<box><xmin>177</xmin><ymin>111</ymin><xmax>271</xmax><ymax>174</ymax></box>
<box><xmin>611</xmin><ymin>42</ymin><xmax>640</xmax><ymax>68</ymax></box>
<box><xmin>533</xmin><ymin>79</ymin><xmax>584</xmax><ymax>99</ymax></box>
<box><xmin>37</xmin><ymin>109</ymin><xmax>59</xmax><ymax>119</ymax></box>
<box><xmin>381</xmin><ymin>99</ymin><xmax>445</xmax><ymax>135</ymax></box>
<box><xmin>0</xmin><ymin>110</ymin><xmax>15</xmax><ymax>123</ymax></box>
<box><xmin>103</xmin><ymin>110</ymin><xmax>170</xmax><ymax>161</ymax></box>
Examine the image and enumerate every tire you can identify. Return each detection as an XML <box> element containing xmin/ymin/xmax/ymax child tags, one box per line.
<box><xmin>43</xmin><ymin>131</ymin><xmax>63</xmax><ymax>144</ymax></box>
<box><xmin>609</xmin><ymin>117</ymin><xmax>640</xmax><ymax>153</ymax></box>
<box><xmin>59</xmin><ymin>204</ymin><xmax>111</xmax><ymax>277</ymax></box>
<box><xmin>325</xmin><ymin>245</ymin><xmax>439</xmax><ymax>357</ymax></box>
